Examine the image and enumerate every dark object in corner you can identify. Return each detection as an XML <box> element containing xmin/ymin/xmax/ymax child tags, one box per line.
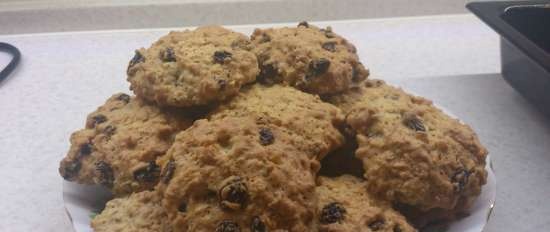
<box><xmin>0</xmin><ymin>42</ymin><xmax>21</xmax><ymax>85</ymax></box>
<box><xmin>467</xmin><ymin>1</ymin><xmax>550</xmax><ymax>117</ymax></box>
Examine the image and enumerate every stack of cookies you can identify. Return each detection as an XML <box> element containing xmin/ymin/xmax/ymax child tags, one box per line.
<box><xmin>59</xmin><ymin>23</ymin><xmax>488</xmax><ymax>232</ymax></box>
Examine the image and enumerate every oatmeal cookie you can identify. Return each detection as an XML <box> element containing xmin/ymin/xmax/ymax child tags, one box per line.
<box><xmin>209</xmin><ymin>84</ymin><xmax>345</xmax><ymax>160</ymax></box>
<box><xmin>158</xmin><ymin>117</ymin><xmax>319</xmax><ymax>231</ymax></box>
<box><xmin>315</xmin><ymin>175</ymin><xmax>416</xmax><ymax>232</ymax></box>
<box><xmin>328</xmin><ymin>79</ymin><xmax>488</xmax><ymax>212</ymax></box>
<box><xmin>91</xmin><ymin>190</ymin><xmax>171</xmax><ymax>232</ymax></box>
<box><xmin>251</xmin><ymin>22</ymin><xmax>369</xmax><ymax>94</ymax></box>
<box><xmin>59</xmin><ymin>93</ymin><xmax>193</xmax><ymax>195</ymax></box>
<box><xmin>127</xmin><ymin>26</ymin><xmax>259</xmax><ymax>107</ymax></box>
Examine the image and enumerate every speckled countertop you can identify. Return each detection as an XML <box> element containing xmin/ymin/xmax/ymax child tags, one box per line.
<box><xmin>1</xmin><ymin>15</ymin><xmax>549</xmax><ymax>232</ymax></box>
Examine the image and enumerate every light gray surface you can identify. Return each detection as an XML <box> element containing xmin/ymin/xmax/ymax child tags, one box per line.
<box><xmin>0</xmin><ymin>0</ymin><xmax>473</xmax><ymax>34</ymax></box>
<box><xmin>1</xmin><ymin>17</ymin><xmax>547</xmax><ymax>231</ymax></box>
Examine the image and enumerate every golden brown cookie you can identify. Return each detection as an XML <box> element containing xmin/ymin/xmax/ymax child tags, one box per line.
<box><xmin>127</xmin><ymin>26</ymin><xmax>259</xmax><ymax>107</ymax></box>
<box><xmin>59</xmin><ymin>93</ymin><xmax>193</xmax><ymax>195</ymax></box>
<box><xmin>251</xmin><ymin>22</ymin><xmax>369</xmax><ymax>95</ymax></box>
<box><xmin>158</xmin><ymin>117</ymin><xmax>319</xmax><ymax>231</ymax></box>
<box><xmin>209</xmin><ymin>84</ymin><xmax>345</xmax><ymax>160</ymax></box>
<box><xmin>91</xmin><ymin>190</ymin><xmax>172</xmax><ymax>232</ymax></box>
<box><xmin>315</xmin><ymin>175</ymin><xmax>416</xmax><ymax>232</ymax></box>
<box><xmin>328</xmin><ymin>79</ymin><xmax>488</xmax><ymax>212</ymax></box>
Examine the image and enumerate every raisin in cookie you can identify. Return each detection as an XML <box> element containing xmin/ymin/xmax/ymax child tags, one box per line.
<box><xmin>316</xmin><ymin>175</ymin><xmax>416</xmax><ymax>232</ymax></box>
<box><xmin>209</xmin><ymin>84</ymin><xmax>345</xmax><ymax>160</ymax></box>
<box><xmin>127</xmin><ymin>26</ymin><xmax>259</xmax><ymax>107</ymax></box>
<box><xmin>328</xmin><ymin>79</ymin><xmax>488</xmax><ymax>212</ymax></box>
<box><xmin>158</xmin><ymin>117</ymin><xmax>319</xmax><ymax>231</ymax></box>
<box><xmin>91</xmin><ymin>190</ymin><xmax>172</xmax><ymax>232</ymax></box>
<box><xmin>59</xmin><ymin>93</ymin><xmax>193</xmax><ymax>195</ymax></box>
<box><xmin>251</xmin><ymin>22</ymin><xmax>369</xmax><ymax>95</ymax></box>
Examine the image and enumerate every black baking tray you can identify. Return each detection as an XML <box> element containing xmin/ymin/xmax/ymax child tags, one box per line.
<box><xmin>467</xmin><ymin>1</ymin><xmax>550</xmax><ymax>117</ymax></box>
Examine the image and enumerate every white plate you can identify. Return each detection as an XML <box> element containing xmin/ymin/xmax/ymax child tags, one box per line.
<box><xmin>62</xmin><ymin>157</ymin><xmax>495</xmax><ymax>232</ymax></box>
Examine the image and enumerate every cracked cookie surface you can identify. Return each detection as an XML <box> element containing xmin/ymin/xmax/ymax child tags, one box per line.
<box><xmin>328</xmin><ymin>79</ymin><xmax>488</xmax><ymax>212</ymax></box>
<box><xmin>209</xmin><ymin>84</ymin><xmax>345</xmax><ymax>160</ymax></box>
<box><xmin>158</xmin><ymin>117</ymin><xmax>319</xmax><ymax>231</ymax></box>
<box><xmin>251</xmin><ymin>22</ymin><xmax>369</xmax><ymax>94</ymax></box>
<box><xmin>315</xmin><ymin>175</ymin><xmax>416</xmax><ymax>232</ymax></box>
<box><xmin>127</xmin><ymin>26</ymin><xmax>259</xmax><ymax>107</ymax></box>
<box><xmin>59</xmin><ymin>93</ymin><xmax>193</xmax><ymax>195</ymax></box>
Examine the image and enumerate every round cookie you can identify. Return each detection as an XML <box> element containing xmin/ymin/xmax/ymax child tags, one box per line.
<box><xmin>91</xmin><ymin>190</ymin><xmax>172</xmax><ymax>232</ymax></box>
<box><xmin>59</xmin><ymin>93</ymin><xmax>193</xmax><ymax>195</ymax></box>
<box><xmin>315</xmin><ymin>175</ymin><xmax>416</xmax><ymax>232</ymax></box>
<box><xmin>251</xmin><ymin>22</ymin><xmax>369</xmax><ymax>95</ymax></box>
<box><xmin>158</xmin><ymin>117</ymin><xmax>319</xmax><ymax>231</ymax></box>
<box><xmin>127</xmin><ymin>26</ymin><xmax>259</xmax><ymax>107</ymax></box>
<box><xmin>209</xmin><ymin>84</ymin><xmax>345</xmax><ymax>160</ymax></box>
<box><xmin>328</xmin><ymin>79</ymin><xmax>488</xmax><ymax>212</ymax></box>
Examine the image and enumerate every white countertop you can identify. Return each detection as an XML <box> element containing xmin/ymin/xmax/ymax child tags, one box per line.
<box><xmin>2</xmin><ymin>15</ymin><xmax>549</xmax><ymax>232</ymax></box>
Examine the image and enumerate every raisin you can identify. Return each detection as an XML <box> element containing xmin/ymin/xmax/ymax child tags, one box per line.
<box><xmin>161</xmin><ymin>159</ymin><xmax>176</xmax><ymax>184</ymax></box>
<box><xmin>133</xmin><ymin>161</ymin><xmax>161</xmax><ymax>183</ymax></box>
<box><xmin>393</xmin><ymin>225</ymin><xmax>403</xmax><ymax>232</ymax></box>
<box><xmin>259</xmin><ymin>128</ymin><xmax>274</xmax><ymax>145</ymax></box>
<box><xmin>368</xmin><ymin>219</ymin><xmax>385</xmax><ymax>231</ymax></box>
<box><xmin>307</xmin><ymin>58</ymin><xmax>330</xmax><ymax>79</ymax></box>
<box><xmin>103</xmin><ymin>125</ymin><xmax>116</xmax><ymax>138</ymax></box>
<box><xmin>257</xmin><ymin>64</ymin><xmax>278</xmax><ymax>85</ymax></box>
<box><xmin>213</xmin><ymin>51</ymin><xmax>232</xmax><ymax>64</ymax></box>
<box><xmin>61</xmin><ymin>161</ymin><xmax>81</xmax><ymax>180</ymax></box>
<box><xmin>95</xmin><ymin>161</ymin><xmax>114</xmax><ymax>188</ymax></box>
<box><xmin>402</xmin><ymin>113</ymin><xmax>426</xmax><ymax>132</ymax></box>
<box><xmin>161</xmin><ymin>47</ymin><xmax>176</xmax><ymax>62</ymax></box>
<box><xmin>178</xmin><ymin>202</ymin><xmax>187</xmax><ymax>213</ymax></box>
<box><xmin>91</xmin><ymin>114</ymin><xmax>107</xmax><ymax>127</ymax></box>
<box><xmin>298</xmin><ymin>21</ymin><xmax>309</xmax><ymax>28</ymax></box>
<box><xmin>216</xmin><ymin>220</ymin><xmax>241</xmax><ymax>232</ymax></box>
<box><xmin>320</xmin><ymin>202</ymin><xmax>346</xmax><ymax>224</ymax></box>
<box><xmin>218</xmin><ymin>176</ymin><xmax>248</xmax><ymax>210</ymax></box>
<box><xmin>78</xmin><ymin>143</ymin><xmax>93</xmax><ymax>157</ymax></box>
<box><xmin>250</xmin><ymin>216</ymin><xmax>266</xmax><ymax>232</ymax></box>
<box><xmin>322</xmin><ymin>42</ymin><xmax>336</xmax><ymax>52</ymax></box>
<box><xmin>257</xmin><ymin>33</ymin><xmax>271</xmax><ymax>43</ymax></box>
<box><xmin>116</xmin><ymin>93</ymin><xmax>131</xmax><ymax>103</ymax></box>
<box><xmin>217</xmin><ymin>79</ymin><xmax>227</xmax><ymax>90</ymax></box>
<box><xmin>127</xmin><ymin>50</ymin><xmax>145</xmax><ymax>73</ymax></box>
<box><xmin>452</xmin><ymin>169</ymin><xmax>470</xmax><ymax>192</ymax></box>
